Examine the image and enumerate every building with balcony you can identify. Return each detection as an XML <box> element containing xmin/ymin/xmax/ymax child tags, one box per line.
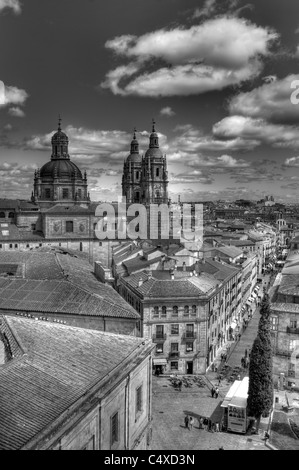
<box><xmin>270</xmin><ymin>246</ymin><xmax>299</xmax><ymax>388</ymax></box>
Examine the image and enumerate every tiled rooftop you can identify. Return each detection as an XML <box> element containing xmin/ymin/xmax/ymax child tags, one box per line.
<box><xmin>0</xmin><ymin>250</ymin><xmax>139</xmax><ymax>319</ymax></box>
<box><xmin>0</xmin><ymin>316</ymin><xmax>149</xmax><ymax>450</ymax></box>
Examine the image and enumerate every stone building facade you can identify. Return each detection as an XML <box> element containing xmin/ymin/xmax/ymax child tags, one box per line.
<box><xmin>0</xmin><ymin>316</ymin><xmax>154</xmax><ymax>450</ymax></box>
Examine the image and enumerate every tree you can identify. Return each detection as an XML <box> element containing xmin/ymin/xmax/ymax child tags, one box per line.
<box><xmin>247</xmin><ymin>294</ymin><xmax>273</xmax><ymax>432</ymax></box>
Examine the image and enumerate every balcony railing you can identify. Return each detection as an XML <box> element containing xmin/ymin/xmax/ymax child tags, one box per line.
<box><xmin>286</xmin><ymin>327</ymin><xmax>299</xmax><ymax>335</ymax></box>
<box><xmin>169</xmin><ymin>351</ymin><xmax>180</xmax><ymax>358</ymax></box>
<box><xmin>275</xmin><ymin>349</ymin><xmax>291</xmax><ymax>357</ymax></box>
<box><xmin>152</xmin><ymin>334</ymin><xmax>167</xmax><ymax>343</ymax></box>
<box><xmin>182</xmin><ymin>332</ymin><xmax>197</xmax><ymax>341</ymax></box>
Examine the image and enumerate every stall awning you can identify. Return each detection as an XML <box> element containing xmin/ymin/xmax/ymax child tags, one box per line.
<box><xmin>153</xmin><ymin>359</ymin><xmax>167</xmax><ymax>365</ymax></box>
<box><xmin>230</xmin><ymin>321</ymin><xmax>237</xmax><ymax>330</ymax></box>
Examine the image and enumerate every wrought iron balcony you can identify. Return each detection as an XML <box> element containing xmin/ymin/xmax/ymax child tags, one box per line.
<box><xmin>275</xmin><ymin>349</ymin><xmax>291</xmax><ymax>357</ymax></box>
<box><xmin>169</xmin><ymin>351</ymin><xmax>180</xmax><ymax>358</ymax></box>
<box><xmin>182</xmin><ymin>332</ymin><xmax>197</xmax><ymax>341</ymax></box>
<box><xmin>286</xmin><ymin>327</ymin><xmax>299</xmax><ymax>335</ymax></box>
<box><xmin>152</xmin><ymin>334</ymin><xmax>167</xmax><ymax>343</ymax></box>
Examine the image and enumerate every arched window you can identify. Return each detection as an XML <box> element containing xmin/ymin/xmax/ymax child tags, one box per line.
<box><xmin>192</xmin><ymin>305</ymin><xmax>197</xmax><ymax>314</ymax></box>
<box><xmin>184</xmin><ymin>305</ymin><xmax>189</xmax><ymax>314</ymax></box>
<box><xmin>153</xmin><ymin>306</ymin><xmax>159</xmax><ymax>317</ymax></box>
<box><xmin>173</xmin><ymin>306</ymin><xmax>178</xmax><ymax>316</ymax></box>
<box><xmin>0</xmin><ymin>212</ymin><xmax>5</xmax><ymax>218</ymax></box>
<box><xmin>80</xmin><ymin>242</ymin><xmax>83</xmax><ymax>252</ymax></box>
<box><xmin>161</xmin><ymin>306</ymin><xmax>167</xmax><ymax>317</ymax></box>
<box><xmin>8</xmin><ymin>212</ymin><xmax>14</xmax><ymax>219</ymax></box>
<box><xmin>136</xmin><ymin>171</ymin><xmax>139</xmax><ymax>179</ymax></box>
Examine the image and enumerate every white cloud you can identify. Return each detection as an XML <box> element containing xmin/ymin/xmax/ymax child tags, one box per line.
<box><xmin>160</xmin><ymin>106</ymin><xmax>175</xmax><ymax>117</ymax></box>
<box><xmin>284</xmin><ymin>156</ymin><xmax>299</xmax><ymax>167</ymax></box>
<box><xmin>0</xmin><ymin>82</ymin><xmax>28</xmax><ymax>108</ymax></box>
<box><xmin>170</xmin><ymin>169</ymin><xmax>214</xmax><ymax>184</ymax></box>
<box><xmin>213</xmin><ymin>115</ymin><xmax>299</xmax><ymax>148</ymax></box>
<box><xmin>228</xmin><ymin>74</ymin><xmax>299</xmax><ymax>124</ymax></box>
<box><xmin>169</xmin><ymin>124</ymin><xmax>259</xmax><ymax>156</ymax></box>
<box><xmin>0</xmin><ymin>0</ymin><xmax>21</xmax><ymax>14</ymax></box>
<box><xmin>193</xmin><ymin>0</ymin><xmax>218</xmax><ymax>19</ymax></box>
<box><xmin>102</xmin><ymin>16</ymin><xmax>278</xmax><ymax>97</ymax></box>
<box><xmin>8</xmin><ymin>106</ymin><xmax>25</xmax><ymax>117</ymax></box>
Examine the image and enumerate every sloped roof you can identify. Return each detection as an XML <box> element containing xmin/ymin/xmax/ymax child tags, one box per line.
<box><xmin>121</xmin><ymin>270</ymin><xmax>216</xmax><ymax>298</ymax></box>
<box><xmin>0</xmin><ymin>250</ymin><xmax>139</xmax><ymax>319</ymax></box>
<box><xmin>215</xmin><ymin>245</ymin><xmax>243</xmax><ymax>258</ymax></box>
<box><xmin>0</xmin><ymin>316</ymin><xmax>150</xmax><ymax>450</ymax></box>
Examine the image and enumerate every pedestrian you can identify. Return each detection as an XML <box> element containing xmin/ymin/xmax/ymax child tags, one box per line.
<box><xmin>184</xmin><ymin>414</ymin><xmax>189</xmax><ymax>430</ymax></box>
<box><xmin>215</xmin><ymin>422</ymin><xmax>220</xmax><ymax>432</ymax></box>
<box><xmin>178</xmin><ymin>379</ymin><xmax>182</xmax><ymax>392</ymax></box>
<box><xmin>215</xmin><ymin>387</ymin><xmax>219</xmax><ymax>399</ymax></box>
<box><xmin>211</xmin><ymin>386</ymin><xmax>215</xmax><ymax>398</ymax></box>
<box><xmin>218</xmin><ymin>376</ymin><xmax>222</xmax><ymax>386</ymax></box>
<box><xmin>189</xmin><ymin>416</ymin><xmax>194</xmax><ymax>430</ymax></box>
<box><xmin>245</xmin><ymin>348</ymin><xmax>248</xmax><ymax>358</ymax></box>
<box><xmin>203</xmin><ymin>417</ymin><xmax>208</xmax><ymax>430</ymax></box>
<box><xmin>199</xmin><ymin>417</ymin><xmax>204</xmax><ymax>429</ymax></box>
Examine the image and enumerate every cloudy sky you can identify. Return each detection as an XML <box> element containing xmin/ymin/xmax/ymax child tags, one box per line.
<box><xmin>1</xmin><ymin>0</ymin><xmax>299</xmax><ymax>202</ymax></box>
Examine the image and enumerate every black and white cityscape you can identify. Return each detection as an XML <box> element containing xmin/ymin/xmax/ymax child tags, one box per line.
<box><xmin>0</xmin><ymin>0</ymin><xmax>299</xmax><ymax>453</ymax></box>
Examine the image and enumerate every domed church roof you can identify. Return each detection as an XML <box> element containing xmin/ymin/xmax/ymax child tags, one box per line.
<box><xmin>39</xmin><ymin>117</ymin><xmax>83</xmax><ymax>180</ymax></box>
<box><xmin>127</xmin><ymin>128</ymin><xmax>142</xmax><ymax>163</ymax></box>
<box><xmin>145</xmin><ymin>119</ymin><xmax>163</xmax><ymax>159</ymax></box>
<box><xmin>40</xmin><ymin>159</ymin><xmax>83</xmax><ymax>179</ymax></box>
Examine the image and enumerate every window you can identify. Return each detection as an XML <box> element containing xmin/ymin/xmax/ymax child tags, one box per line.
<box><xmin>66</xmin><ymin>221</ymin><xmax>73</xmax><ymax>233</ymax></box>
<box><xmin>184</xmin><ymin>305</ymin><xmax>189</xmax><ymax>315</ymax></box>
<box><xmin>9</xmin><ymin>244</ymin><xmax>12</xmax><ymax>249</ymax></box>
<box><xmin>80</xmin><ymin>242</ymin><xmax>83</xmax><ymax>252</ymax></box>
<box><xmin>156</xmin><ymin>343</ymin><xmax>163</xmax><ymax>354</ymax></box>
<box><xmin>172</xmin><ymin>306</ymin><xmax>178</xmax><ymax>317</ymax></box>
<box><xmin>156</xmin><ymin>168</ymin><xmax>159</xmax><ymax>177</ymax></box>
<box><xmin>111</xmin><ymin>412</ymin><xmax>119</xmax><ymax>447</ymax></box>
<box><xmin>161</xmin><ymin>306</ymin><xmax>167</xmax><ymax>317</ymax></box>
<box><xmin>289</xmin><ymin>340</ymin><xmax>297</xmax><ymax>351</ymax></box>
<box><xmin>156</xmin><ymin>325</ymin><xmax>164</xmax><ymax>339</ymax></box>
<box><xmin>136</xmin><ymin>171</ymin><xmax>139</xmax><ymax>179</ymax></box>
<box><xmin>99</xmin><ymin>242</ymin><xmax>102</xmax><ymax>247</ymax></box>
<box><xmin>31</xmin><ymin>224</ymin><xmax>36</xmax><ymax>231</ymax></box>
<box><xmin>153</xmin><ymin>306</ymin><xmax>159</xmax><ymax>317</ymax></box>
<box><xmin>171</xmin><ymin>361</ymin><xmax>178</xmax><ymax>370</ymax></box>
<box><xmin>77</xmin><ymin>189</ymin><xmax>82</xmax><ymax>199</ymax></box>
<box><xmin>171</xmin><ymin>342</ymin><xmax>179</xmax><ymax>352</ymax></box>
<box><xmin>62</xmin><ymin>188</ymin><xmax>69</xmax><ymax>199</ymax></box>
<box><xmin>186</xmin><ymin>324</ymin><xmax>194</xmax><ymax>338</ymax></box>
<box><xmin>186</xmin><ymin>342</ymin><xmax>194</xmax><ymax>353</ymax></box>
<box><xmin>0</xmin><ymin>244</ymin><xmax>2</xmax><ymax>249</ymax></box>
<box><xmin>271</xmin><ymin>316</ymin><xmax>278</xmax><ymax>331</ymax></box>
<box><xmin>171</xmin><ymin>324</ymin><xmax>179</xmax><ymax>335</ymax></box>
<box><xmin>136</xmin><ymin>385</ymin><xmax>143</xmax><ymax>416</ymax></box>
<box><xmin>8</xmin><ymin>212</ymin><xmax>14</xmax><ymax>219</ymax></box>
<box><xmin>14</xmin><ymin>244</ymin><xmax>18</xmax><ymax>248</ymax></box>
<box><xmin>290</xmin><ymin>320</ymin><xmax>297</xmax><ymax>329</ymax></box>
<box><xmin>45</xmin><ymin>188</ymin><xmax>51</xmax><ymax>199</ymax></box>
<box><xmin>0</xmin><ymin>212</ymin><xmax>5</xmax><ymax>218</ymax></box>
<box><xmin>191</xmin><ymin>305</ymin><xmax>197</xmax><ymax>315</ymax></box>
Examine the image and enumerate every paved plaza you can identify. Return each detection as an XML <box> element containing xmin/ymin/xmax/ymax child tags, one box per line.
<box><xmin>151</xmin><ymin>375</ymin><xmax>269</xmax><ymax>450</ymax></box>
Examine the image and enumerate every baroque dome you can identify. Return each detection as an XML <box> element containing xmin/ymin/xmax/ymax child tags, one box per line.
<box><xmin>40</xmin><ymin>159</ymin><xmax>83</xmax><ymax>179</ymax></box>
